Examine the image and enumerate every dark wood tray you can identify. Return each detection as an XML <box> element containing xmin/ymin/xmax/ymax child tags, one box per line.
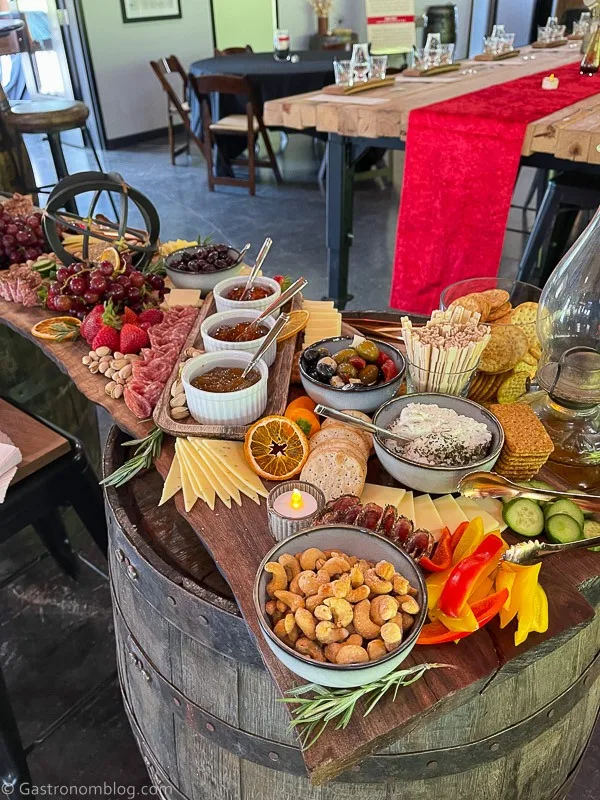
<box><xmin>153</xmin><ymin>292</ymin><xmax>303</xmax><ymax>440</ymax></box>
<box><xmin>474</xmin><ymin>49</ymin><xmax>521</xmax><ymax>61</ymax></box>
<box><xmin>532</xmin><ymin>39</ymin><xmax>568</xmax><ymax>48</ymax></box>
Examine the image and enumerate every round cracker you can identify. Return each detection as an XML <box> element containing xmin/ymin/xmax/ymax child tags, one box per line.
<box><xmin>309</xmin><ymin>427</ymin><xmax>370</xmax><ymax>462</ymax></box>
<box><xmin>487</xmin><ymin>300</ymin><xmax>512</xmax><ymax>321</ymax></box>
<box><xmin>478</xmin><ymin>325</ymin><xmax>529</xmax><ymax>373</ymax></box>
<box><xmin>321</xmin><ymin>410</ymin><xmax>374</xmax><ymax>451</ymax></box>
<box><xmin>481</xmin><ymin>288</ymin><xmax>510</xmax><ymax>310</ymax></box>
<box><xmin>300</xmin><ymin>447</ymin><xmax>366</xmax><ymax>502</ymax></box>
<box><xmin>449</xmin><ymin>293</ymin><xmax>486</xmax><ymax>318</ymax></box>
<box><xmin>510</xmin><ymin>302</ymin><xmax>538</xmax><ymax>326</ymax></box>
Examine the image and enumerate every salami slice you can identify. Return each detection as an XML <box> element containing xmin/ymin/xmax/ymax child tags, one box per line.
<box><xmin>124</xmin><ymin>386</ymin><xmax>153</xmax><ymax>420</ymax></box>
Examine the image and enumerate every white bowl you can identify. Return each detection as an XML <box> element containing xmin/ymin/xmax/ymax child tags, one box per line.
<box><xmin>253</xmin><ymin>526</ymin><xmax>428</xmax><ymax>689</ymax></box>
<box><xmin>299</xmin><ymin>336</ymin><xmax>406</xmax><ymax>413</ymax></box>
<box><xmin>372</xmin><ymin>394</ymin><xmax>504</xmax><ymax>495</ymax></box>
<box><xmin>182</xmin><ymin>351</ymin><xmax>268</xmax><ymax>426</ymax></box>
<box><xmin>213</xmin><ymin>276</ymin><xmax>281</xmax><ymax>318</ymax></box>
<box><xmin>165</xmin><ymin>246</ymin><xmax>243</xmax><ymax>292</ymax></box>
<box><xmin>201</xmin><ymin>310</ymin><xmax>278</xmax><ymax>367</ymax></box>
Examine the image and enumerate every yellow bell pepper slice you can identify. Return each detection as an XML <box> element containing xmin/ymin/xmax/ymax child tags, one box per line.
<box><xmin>452</xmin><ymin>517</ymin><xmax>485</xmax><ymax>564</ymax></box>
<box><xmin>431</xmin><ymin>604</ymin><xmax>480</xmax><ymax>633</ymax></box>
<box><xmin>497</xmin><ymin>561</ymin><xmax>541</xmax><ymax>629</ymax></box>
<box><xmin>425</xmin><ymin>567</ymin><xmax>452</xmax><ymax>611</ymax></box>
<box><xmin>530</xmin><ymin>584</ymin><xmax>549</xmax><ymax>634</ymax></box>
<box><xmin>468</xmin><ymin>575</ymin><xmax>494</xmax><ymax>604</ymax></box>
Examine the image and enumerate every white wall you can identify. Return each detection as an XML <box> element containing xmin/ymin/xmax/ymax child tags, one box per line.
<box><xmin>278</xmin><ymin>0</ymin><xmax>367</xmax><ymax>50</ymax></box>
<box><xmin>80</xmin><ymin>0</ymin><xmax>214</xmax><ymax>142</ymax></box>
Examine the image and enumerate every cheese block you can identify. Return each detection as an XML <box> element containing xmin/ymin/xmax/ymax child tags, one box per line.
<box><xmin>159</xmin><ymin>453</ymin><xmax>182</xmax><ymax>506</ymax></box>
<box><xmin>475</xmin><ymin>496</ymin><xmax>507</xmax><ymax>532</ymax></box>
<box><xmin>360</xmin><ymin>483</ymin><xmax>406</xmax><ymax>510</ymax></box>
<box><xmin>174</xmin><ymin>440</ymin><xmax>201</xmax><ymax>512</ymax></box>
<box><xmin>433</xmin><ymin>495</ymin><xmax>468</xmax><ymax>535</ymax></box>
<box><xmin>303</xmin><ymin>300</ymin><xmax>335</xmax><ymax>309</ymax></box>
<box><xmin>413</xmin><ymin>494</ymin><xmax>445</xmax><ymax>540</ymax></box>
<box><xmin>456</xmin><ymin>496</ymin><xmax>501</xmax><ymax>533</ymax></box>
<box><xmin>396</xmin><ymin>491</ymin><xmax>415</xmax><ymax>523</ymax></box>
<box><xmin>195</xmin><ymin>440</ymin><xmax>260</xmax><ymax>504</ymax></box>
<box><xmin>200</xmin><ymin>440</ymin><xmax>268</xmax><ymax>498</ymax></box>
<box><xmin>166</xmin><ymin>288</ymin><xmax>202</xmax><ymax>308</ymax></box>
<box><xmin>192</xmin><ymin>442</ymin><xmax>242</xmax><ymax>507</ymax></box>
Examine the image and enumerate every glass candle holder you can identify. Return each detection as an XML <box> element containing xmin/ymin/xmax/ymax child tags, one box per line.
<box><xmin>267</xmin><ymin>481</ymin><xmax>326</xmax><ymax>542</ymax></box>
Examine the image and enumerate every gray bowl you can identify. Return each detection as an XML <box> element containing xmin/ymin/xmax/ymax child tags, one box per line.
<box><xmin>253</xmin><ymin>526</ymin><xmax>427</xmax><ymax>688</ymax></box>
<box><xmin>165</xmin><ymin>245</ymin><xmax>243</xmax><ymax>291</ymax></box>
<box><xmin>299</xmin><ymin>337</ymin><xmax>406</xmax><ymax>414</ymax></box>
<box><xmin>373</xmin><ymin>394</ymin><xmax>504</xmax><ymax>495</ymax></box>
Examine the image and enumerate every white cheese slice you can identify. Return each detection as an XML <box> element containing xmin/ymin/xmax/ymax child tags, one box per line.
<box><xmin>159</xmin><ymin>452</ymin><xmax>182</xmax><ymax>506</ymax></box>
<box><xmin>413</xmin><ymin>494</ymin><xmax>445</xmax><ymax>540</ymax></box>
<box><xmin>456</xmin><ymin>496</ymin><xmax>501</xmax><ymax>533</ymax></box>
<box><xmin>433</xmin><ymin>495</ymin><xmax>468</xmax><ymax>535</ymax></box>
<box><xmin>194</xmin><ymin>440</ymin><xmax>259</xmax><ymax>505</ymax></box>
<box><xmin>174</xmin><ymin>440</ymin><xmax>200</xmax><ymax>513</ymax></box>
<box><xmin>166</xmin><ymin>288</ymin><xmax>202</xmax><ymax>308</ymax></box>
<box><xmin>183</xmin><ymin>441</ymin><xmax>232</xmax><ymax>510</ymax></box>
<box><xmin>396</xmin><ymin>491</ymin><xmax>415</xmax><ymax>523</ymax></box>
<box><xmin>199</xmin><ymin>439</ymin><xmax>268</xmax><ymax>498</ymax></box>
<box><xmin>177</xmin><ymin>439</ymin><xmax>216</xmax><ymax>511</ymax></box>
<box><xmin>191</xmin><ymin>442</ymin><xmax>242</xmax><ymax>507</ymax></box>
<box><xmin>360</xmin><ymin>483</ymin><xmax>406</xmax><ymax>509</ymax></box>
<box><xmin>475</xmin><ymin>496</ymin><xmax>507</xmax><ymax>531</ymax></box>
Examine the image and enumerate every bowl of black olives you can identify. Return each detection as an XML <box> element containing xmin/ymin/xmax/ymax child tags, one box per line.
<box><xmin>300</xmin><ymin>336</ymin><xmax>405</xmax><ymax>413</ymax></box>
<box><xmin>165</xmin><ymin>244</ymin><xmax>244</xmax><ymax>292</ymax></box>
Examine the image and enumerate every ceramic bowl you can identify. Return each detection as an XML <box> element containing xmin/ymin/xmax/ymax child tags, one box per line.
<box><xmin>372</xmin><ymin>393</ymin><xmax>504</xmax><ymax>495</ymax></box>
<box><xmin>299</xmin><ymin>336</ymin><xmax>405</xmax><ymax>413</ymax></box>
<box><xmin>164</xmin><ymin>246</ymin><xmax>243</xmax><ymax>292</ymax></box>
<box><xmin>254</xmin><ymin>526</ymin><xmax>427</xmax><ymax>689</ymax></box>
<box><xmin>201</xmin><ymin>310</ymin><xmax>278</xmax><ymax>367</ymax></box>
<box><xmin>182</xmin><ymin>351</ymin><xmax>268</xmax><ymax>426</ymax></box>
<box><xmin>213</xmin><ymin>276</ymin><xmax>281</xmax><ymax>318</ymax></box>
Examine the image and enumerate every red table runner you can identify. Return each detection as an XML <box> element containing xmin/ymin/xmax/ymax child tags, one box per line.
<box><xmin>390</xmin><ymin>63</ymin><xmax>600</xmax><ymax>314</ymax></box>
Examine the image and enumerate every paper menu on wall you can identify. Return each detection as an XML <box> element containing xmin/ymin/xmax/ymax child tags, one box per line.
<box><xmin>366</xmin><ymin>0</ymin><xmax>416</xmax><ymax>55</ymax></box>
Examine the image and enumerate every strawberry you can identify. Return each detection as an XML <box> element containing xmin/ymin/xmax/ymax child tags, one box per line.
<box><xmin>81</xmin><ymin>305</ymin><xmax>105</xmax><ymax>345</ymax></box>
<box><xmin>137</xmin><ymin>308</ymin><xmax>163</xmax><ymax>327</ymax></box>
<box><xmin>122</xmin><ymin>306</ymin><xmax>138</xmax><ymax>325</ymax></box>
<box><xmin>119</xmin><ymin>323</ymin><xmax>149</xmax><ymax>355</ymax></box>
<box><xmin>92</xmin><ymin>325</ymin><xmax>120</xmax><ymax>352</ymax></box>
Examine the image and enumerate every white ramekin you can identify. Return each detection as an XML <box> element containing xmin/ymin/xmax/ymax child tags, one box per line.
<box><xmin>213</xmin><ymin>276</ymin><xmax>281</xmax><ymax>317</ymax></box>
<box><xmin>201</xmin><ymin>310</ymin><xmax>278</xmax><ymax>367</ymax></box>
<box><xmin>182</xmin><ymin>351</ymin><xmax>268</xmax><ymax>426</ymax></box>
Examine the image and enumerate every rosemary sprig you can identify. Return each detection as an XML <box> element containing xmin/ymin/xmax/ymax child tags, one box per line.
<box><xmin>280</xmin><ymin>663</ymin><xmax>452</xmax><ymax>749</ymax></box>
<box><xmin>100</xmin><ymin>426</ymin><xmax>163</xmax><ymax>487</ymax></box>
<box><xmin>50</xmin><ymin>321</ymin><xmax>81</xmax><ymax>342</ymax></box>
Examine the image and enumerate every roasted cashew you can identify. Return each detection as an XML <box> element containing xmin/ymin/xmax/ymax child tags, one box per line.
<box><xmin>336</xmin><ymin>645</ymin><xmax>369</xmax><ymax>664</ymax></box>
<box><xmin>346</xmin><ymin>555</ymin><xmax>358</xmax><ymax>567</ymax></box>
<box><xmin>358</xmin><ymin>559</ymin><xmax>374</xmax><ymax>573</ymax></box>
<box><xmin>349</xmin><ymin>565</ymin><xmax>364</xmax><ymax>588</ymax></box>
<box><xmin>315</xmin><ymin>621</ymin><xmax>350</xmax><ymax>645</ymax></box>
<box><xmin>401</xmin><ymin>612</ymin><xmax>415</xmax><ymax>631</ymax></box>
<box><xmin>314</xmin><ymin>604</ymin><xmax>332</xmax><ymax>621</ymax></box>
<box><xmin>367</xmin><ymin>639</ymin><xmax>387</xmax><ymax>661</ymax></box>
<box><xmin>265</xmin><ymin>562</ymin><xmax>288</xmax><ymax>597</ymax></box>
<box><xmin>364</xmin><ymin>568</ymin><xmax>393</xmax><ymax>595</ymax></box>
<box><xmin>331</xmin><ymin>574</ymin><xmax>351</xmax><ymax>598</ymax></box>
<box><xmin>324</xmin><ymin>643</ymin><xmax>344</xmax><ymax>663</ymax></box>
<box><xmin>346</xmin><ymin>584</ymin><xmax>370</xmax><ymax>604</ymax></box>
<box><xmin>295</xmin><ymin>637</ymin><xmax>326</xmax><ymax>662</ymax></box>
<box><xmin>381</xmin><ymin>621</ymin><xmax>403</xmax><ymax>651</ymax></box>
<box><xmin>397</xmin><ymin>594</ymin><xmax>420</xmax><ymax>615</ymax></box>
<box><xmin>299</xmin><ymin>548</ymin><xmax>326</xmax><ymax>571</ymax></box>
<box><xmin>370</xmin><ymin>595</ymin><xmax>399</xmax><ymax>626</ymax></box>
<box><xmin>274</xmin><ymin>590</ymin><xmax>305</xmax><ymax>613</ymax></box>
<box><xmin>321</xmin><ymin>556</ymin><xmax>351</xmax><ymax>577</ymax></box>
<box><xmin>346</xmin><ymin>633</ymin><xmax>363</xmax><ymax>647</ymax></box>
<box><xmin>295</xmin><ymin>608</ymin><xmax>317</xmax><ymax>640</ymax></box>
<box><xmin>305</xmin><ymin>594</ymin><xmax>322</xmax><ymax>612</ymax></box>
<box><xmin>265</xmin><ymin>600</ymin><xmax>278</xmax><ymax>616</ymax></box>
<box><xmin>284</xmin><ymin>613</ymin><xmax>296</xmax><ymax>636</ymax></box>
<box><xmin>375</xmin><ymin>560</ymin><xmax>395</xmax><ymax>581</ymax></box>
<box><xmin>273</xmin><ymin>618</ymin><xmax>288</xmax><ymax>641</ymax></box>
<box><xmin>352</xmin><ymin>599</ymin><xmax>382</xmax><ymax>640</ymax></box>
<box><xmin>315</xmin><ymin>558</ymin><xmax>326</xmax><ymax>570</ymax></box>
<box><xmin>289</xmin><ymin>574</ymin><xmax>302</xmax><ymax>595</ymax></box>
<box><xmin>407</xmin><ymin>585</ymin><xmax>418</xmax><ymax>597</ymax></box>
<box><xmin>323</xmin><ymin>597</ymin><xmax>353</xmax><ymax>628</ymax></box>
<box><xmin>279</xmin><ymin>553</ymin><xmax>301</xmax><ymax>581</ymax></box>
<box><xmin>297</xmin><ymin>570</ymin><xmax>324</xmax><ymax>597</ymax></box>
<box><xmin>393</xmin><ymin>573</ymin><xmax>410</xmax><ymax>596</ymax></box>
<box><xmin>315</xmin><ymin>582</ymin><xmax>334</xmax><ymax>601</ymax></box>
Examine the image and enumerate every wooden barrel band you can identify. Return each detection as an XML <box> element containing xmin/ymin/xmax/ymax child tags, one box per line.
<box><xmin>114</xmin><ymin>602</ymin><xmax>600</xmax><ymax>783</ymax></box>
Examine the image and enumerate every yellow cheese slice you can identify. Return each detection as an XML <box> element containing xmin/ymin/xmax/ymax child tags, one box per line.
<box><xmin>303</xmin><ymin>300</ymin><xmax>335</xmax><ymax>309</ymax></box>
<box><xmin>456</xmin><ymin>496</ymin><xmax>501</xmax><ymax>533</ymax></box>
<box><xmin>433</xmin><ymin>494</ymin><xmax>468</xmax><ymax>535</ymax></box>
<box><xmin>181</xmin><ymin>440</ymin><xmax>228</xmax><ymax>509</ymax></box>
<box><xmin>159</xmin><ymin>452</ymin><xmax>182</xmax><ymax>506</ymax></box>
<box><xmin>396</xmin><ymin>491</ymin><xmax>415</xmax><ymax>523</ymax></box>
<box><xmin>177</xmin><ymin>439</ymin><xmax>217</xmax><ymax>511</ymax></box>
<box><xmin>473</xmin><ymin>496</ymin><xmax>507</xmax><ymax>532</ymax></box>
<box><xmin>174</xmin><ymin>440</ymin><xmax>200</xmax><ymax>513</ymax></box>
<box><xmin>360</xmin><ymin>483</ymin><xmax>406</xmax><ymax>509</ymax></box>
<box><xmin>413</xmin><ymin>494</ymin><xmax>445</xmax><ymax>540</ymax></box>
<box><xmin>193</xmin><ymin>441</ymin><xmax>242</xmax><ymax>507</ymax></box>
<box><xmin>200</xmin><ymin>439</ymin><xmax>268</xmax><ymax>498</ymax></box>
<box><xmin>166</xmin><ymin>288</ymin><xmax>202</xmax><ymax>308</ymax></box>
<box><xmin>194</xmin><ymin>440</ymin><xmax>258</xmax><ymax>505</ymax></box>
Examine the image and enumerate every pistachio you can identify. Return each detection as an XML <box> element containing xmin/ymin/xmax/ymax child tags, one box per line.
<box><xmin>113</xmin><ymin>351</ymin><xmax>124</xmax><ymax>361</ymax></box>
<box><xmin>171</xmin><ymin>406</ymin><xmax>190</xmax><ymax>420</ymax></box>
<box><xmin>171</xmin><ymin>380</ymin><xmax>183</xmax><ymax>398</ymax></box>
<box><xmin>105</xmin><ymin>381</ymin><xmax>117</xmax><ymax>396</ymax></box>
<box><xmin>118</xmin><ymin>364</ymin><xmax>133</xmax><ymax>379</ymax></box>
<box><xmin>95</xmin><ymin>346</ymin><xmax>111</xmax><ymax>357</ymax></box>
<box><xmin>88</xmin><ymin>350</ymin><xmax>100</xmax><ymax>360</ymax></box>
<box><xmin>105</xmin><ymin>368</ymin><xmax>116</xmax><ymax>379</ymax></box>
<box><xmin>82</xmin><ymin>356</ymin><xmax>92</xmax><ymax>366</ymax></box>
<box><xmin>111</xmin><ymin>358</ymin><xmax>128</xmax><ymax>370</ymax></box>
<box><xmin>170</xmin><ymin>392</ymin><xmax>186</xmax><ymax>408</ymax></box>
<box><xmin>98</xmin><ymin>362</ymin><xmax>110</xmax><ymax>374</ymax></box>
<box><xmin>111</xmin><ymin>384</ymin><xmax>124</xmax><ymax>399</ymax></box>
<box><xmin>89</xmin><ymin>362</ymin><xmax>100</xmax><ymax>374</ymax></box>
<box><xmin>114</xmin><ymin>375</ymin><xmax>126</xmax><ymax>385</ymax></box>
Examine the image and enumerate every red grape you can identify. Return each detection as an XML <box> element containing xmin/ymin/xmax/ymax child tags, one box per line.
<box><xmin>67</xmin><ymin>263</ymin><xmax>80</xmax><ymax>275</ymax></box>
<box><xmin>105</xmin><ymin>283</ymin><xmax>125</xmax><ymax>302</ymax></box>
<box><xmin>89</xmin><ymin>274</ymin><xmax>107</xmax><ymax>293</ymax></box>
<box><xmin>54</xmin><ymin>295</ymin><xmax>73</xmax><ymax>312</ymax></box>
<box><xmin>129</xmin><ymin>271</ymin><xmax>145</xmax><ymax>288</ymax></box>
<box><xmin>2</xmin><ymin>234</ymin><xmax>15</xmax><ymax>248</ymax></box>
<box><xmin>6</xmin><ymin>224</ymin><xmax>18</xmax><ymax>236</ymax></box>
<box><xmin>127</xmin><ymin>286</ymin><xmax>141</xmax><ymax>303</ymax></box>
<box><xmin>83</xmin><ymin>290</ymin><xmax>100</xmax><ymax>305</ymax></box>
<box><xmin>24</xmin><ymin>247</ymin><xmax>40</xmax><ymax>261</ymax></box>
<box><xmin>99</xmin><ymin>261</ymin><xmax>114</xmax><ymax>277</ymax></box>
<box><xmin>116</xmin><ymin>275</ymin><xmax>131</xmax><ymax>289</ymax></box>
<box><xmin>148</xmin><ymin>275</ymin><xmax>165</xmax><ymax>291</ymax></box>
<box><xmin>48</xmin><ymin>281</ymin><xmax>61</xmax><ymax>296</ymax></box>
<box><xmin>69</xmin><ymin>276</ymin><xmax>87</xmax><ymax>296</ymax></box>
<box><xmin>8</xmin><ymin>250</ymin><xmax>21</xmax><ymax>263</ymax></box>
<box><xmin>56</xmin><ymin>266</ymin><xmax>70</xmax><ymax>283</ymax></box>
<box><xmin>26</xmin><ymin>214</ymin><xmax>41</xmax><ymax>229</ymax></box>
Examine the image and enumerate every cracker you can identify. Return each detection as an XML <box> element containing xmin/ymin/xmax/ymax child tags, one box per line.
<box><xmin>478</xmin><ymin>325</ymin><xmax>529</xmax><ymax>373</ymax></box>
<box><xmin>481</xmin><ymin>289</ymin><xmax>510</xmax><ymax>310</ymax></box>
<box><xmin>492</xmin><ymin>312</ymin><xmax>513</xmax><ymax>325</ymax></box>
<box><xmin>449</xmin><ymin>293</ymin><xmax>486</xmax><ymax>318</ymax></box>
<box><xmin>487</xmin><ymin>301</ymin><xmax>512</xmax><ymax>321</ymax></box>
<box><xmin>489</xmin><ymin>403</ymin><xmax>554</xmax><ymax>456</ymax></box>
<box><xmin>510</xmin><ymin>302</ymin><xmax>538</xmax><ymax>326</ymax></box>
<box><xmin>300</xmin><ymin>447</ymin><xmax>366</xmax><ymax>501</ymax></box>
<box><xmin>321</xmin><ymin>410</ymin><xmax>373</xmax><ymax>451</ymax></box>
<box><xmin>309</xmin><ymin>428</ymin><xmax>370</xmax><ymax>462</ymax></box>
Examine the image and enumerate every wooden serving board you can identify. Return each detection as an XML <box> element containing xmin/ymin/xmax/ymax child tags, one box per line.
<box><xmin>402</xmin><ymin>63</ymin><xmax>462</xmax><ymax>78</ymax></box>
<box><xmin>153</xmin><ymin>292</ymin><xmax>303</xmax><ymax>440</ymax></box>
<box><xmin>532</xmin><ymin>39</ymin><xmax>569</xmax><ymax>48</ymax></box>
<box><xmin>474</xmin><ymin>49</ymin><xmax>521</xmax><ymax>61</ymax></box>
<box><xmin>321</xmin><ymin>76</ymin><xmax>397</xmax><ymax>95</ymax></box>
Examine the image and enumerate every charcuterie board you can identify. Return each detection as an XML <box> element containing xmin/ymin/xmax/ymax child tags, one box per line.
<box><xmin>152</xmin><ymin>292</ymin><xmax>303</xmax><ymax>440</ymax></box>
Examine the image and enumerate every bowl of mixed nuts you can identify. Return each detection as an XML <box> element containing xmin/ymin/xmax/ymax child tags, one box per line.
<box><xmin>253</xmin><ymin>526</ymin><xmax>428</xmax><ymax>688</ymax></box>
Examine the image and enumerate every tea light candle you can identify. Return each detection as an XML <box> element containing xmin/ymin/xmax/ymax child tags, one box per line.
<box><xmin>542</xmin><ymin>73</ymin><xmax>559</xmax><ymax>90</ymax></box>
<box><xmin>267</xmin><ymin>481</ymin><xmax>326</xmax><ymax>541</ymax></box>
<box><xmin>273</xmin><ymin>488</ymin><xmax>318</xmax><ymax>519</ymax></box>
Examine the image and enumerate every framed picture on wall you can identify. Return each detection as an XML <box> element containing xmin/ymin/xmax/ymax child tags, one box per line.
<box><xmin>120</xmin><ymin>0</ymin><xmax>182</xmax><ymax>23</ymax></box>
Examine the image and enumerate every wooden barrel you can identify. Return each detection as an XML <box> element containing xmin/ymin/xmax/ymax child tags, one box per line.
<box><xmin>104</xmin><ymin>427</ymin><xmax>600</xmax><ymax>800</ymax></box>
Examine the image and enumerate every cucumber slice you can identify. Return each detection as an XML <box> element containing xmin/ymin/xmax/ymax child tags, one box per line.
<box><xmin>545</xmin><ymin>513</ymin><xmax>583</xmax><ymax>544</ymax></box>
<box><xmin>583</xmin><ymin>519</ymin><xmax>600</xmax><ymax>551</ymax></box>
<box><xmin>502</xmin><ymin>498</ymin><xmax>544</xmax><ymax>537</ymax></box>
<box><xmin>544</xmin><ymin>498</ymin><xmax>585</xmax><ymax>529</ymax></box>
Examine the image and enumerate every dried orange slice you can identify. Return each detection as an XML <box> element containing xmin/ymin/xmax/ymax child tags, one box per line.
<box><xmin>276</xmin><ymin>310</ymin><xmax>309</xmax><ymax>343</ymax></box>
<box><xmin>98</xmin><ymin>246</ymin><xmax>121</xmax><ymax>270</ymax></box>
<box><xmin>31</xmin><ymin>316</ymin><xmax>81</xmax><ymax>342</ymax></box>
<box><xmin>244</xmin><ymin>415</ymin><xmax>309</xmax><ymax>481</ymax></box>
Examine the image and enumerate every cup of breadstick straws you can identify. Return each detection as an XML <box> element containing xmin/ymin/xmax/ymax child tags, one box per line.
<box><xmin>402</xmin><ymin>307</ymin><xmax>491</xmax><ymax>397</ymax></box>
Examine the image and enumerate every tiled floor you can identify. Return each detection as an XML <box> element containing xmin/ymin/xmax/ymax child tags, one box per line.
<box><xmin>2</xmin><ymin>133</ymin><xmax>598</xmax><ymax>798</ymax></box>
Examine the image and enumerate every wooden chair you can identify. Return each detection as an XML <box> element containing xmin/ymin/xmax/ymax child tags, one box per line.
<box><xmin>190</xmin><ymin>73</ymin><xmax>282</xmax><ymax>196</ymax></box>
<box><xmin>0</xmin><ymin>397</ymin><xmax>107</xmax><ymax>579</ymax></box>
<box><xmin>150</xmin><ymin>55</ymin><xmax>204</xmax><ymax>166</ymax></box>
<box><xmin>214</xmin><ymin>45</ymin><xmax>254</xmax><ymax>56</ymax></box>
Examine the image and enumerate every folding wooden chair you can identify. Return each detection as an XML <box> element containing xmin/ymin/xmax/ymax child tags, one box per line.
<box><xmin>190</xmin><ymin>73</ymin><xmax>282</xmax><ymax>196</ymax></box>
<box><xmin>149</xmin><ymin>55</ymin><xmax>204</xmax><ymax>165</ymax></box>
<box><xmin>214</xmin><ymin>45</ymin><xmax>254</xmax><ymax>56</ymax></box>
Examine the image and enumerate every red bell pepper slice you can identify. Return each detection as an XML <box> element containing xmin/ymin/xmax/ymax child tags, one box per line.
<box><xmin>420</xmin><ymin>529</ymin><xmax>452</xmax><ymax>572</ymax></box>
<box><xmin>438</xmin><ymin>534</ymin><xmax>505</xmax><ymax>618</ymax></box>
<box><xmin>450</xmin><ymin>521</ymin><xmax>470</xmax><ymax>553</ymax></box>
<box><xmin>416</xmin><ymin>588</ymin><xmax>508</xmax><ymax>645</ymax></box>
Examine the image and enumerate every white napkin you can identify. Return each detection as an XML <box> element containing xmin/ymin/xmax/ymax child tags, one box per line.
<box><xmin>0</xmin><ymin>431</ymin><xmax>22</xmax><ymax>503</ymax></box>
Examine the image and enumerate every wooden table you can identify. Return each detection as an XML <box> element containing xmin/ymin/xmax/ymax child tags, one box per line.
<box><xmin>264</xmin><ymin>46</ymin><xmax>600</xmax><ymax>307</ymax></box>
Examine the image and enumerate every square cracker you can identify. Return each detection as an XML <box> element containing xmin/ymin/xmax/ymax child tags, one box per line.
<box><xmin>490</xmin><ymin>403</ymin><xmax>554</xmax><ymax>456</ymax></box>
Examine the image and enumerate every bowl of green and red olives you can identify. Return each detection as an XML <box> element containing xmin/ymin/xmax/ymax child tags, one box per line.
<box><xmin>300</xmin><ymin>336</ymin><xmax>405</xmax><ymax>413</ymax></box>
